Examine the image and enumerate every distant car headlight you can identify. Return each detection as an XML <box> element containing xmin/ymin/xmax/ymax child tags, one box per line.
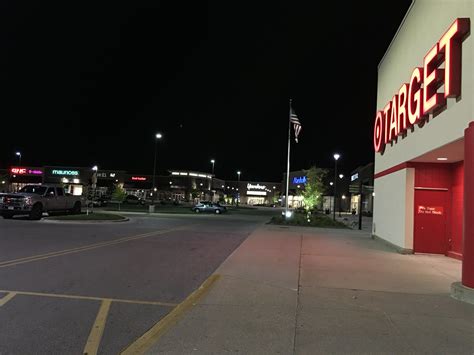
<box><xmin>24</xmin><ymin>197</ymin><xmax>33</xmax><ymax>205</ymax></box>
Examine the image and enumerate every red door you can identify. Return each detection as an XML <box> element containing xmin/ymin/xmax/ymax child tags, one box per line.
<box><xmin>414</xmin><ymin>189</ymin><xmax>448</xmax><ymax>254</ymax></box>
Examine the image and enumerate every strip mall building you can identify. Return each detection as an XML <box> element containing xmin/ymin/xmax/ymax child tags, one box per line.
<box><xmin>373</xmin><ymin>0</ymin><xmax>473</xmax><ymax>293</ymax></box>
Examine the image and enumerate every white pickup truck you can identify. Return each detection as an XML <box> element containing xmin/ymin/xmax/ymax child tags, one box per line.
<box><xmin>0</xmin><ymin>184</ymin><xmax>82</xmax><ymax>220</ymax></box>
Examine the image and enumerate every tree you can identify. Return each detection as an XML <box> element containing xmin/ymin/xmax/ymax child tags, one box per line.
<box><xmin>111</xmin><ymin>185</ymin><xmax>127</xmax><ymax>210</ymax></box>
<box><xmin>299</xmin><ymin>166</ymin><xmax>328</xmax><ymax>211</ymax></box>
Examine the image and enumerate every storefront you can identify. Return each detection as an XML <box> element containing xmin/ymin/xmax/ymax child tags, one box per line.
<box><xmin>282</xmin><ymin>170</ymin><xmax>308</xmax><ymax>208</ymax></box>
<box><xmin>169</xmin><ymin>170</ymin><xmax>213</xmax><ymax>202</ymax></box>
<box><xmin>225</xmin><ymin>181</ymin><xmax>281</xmax><ymax>206</ymax></box>
<box><xmin>43</xmin><ymin>166</ymin><xmax>89</xmax><ymax>196</ymax></box>
<box><xmin>349</xmin><ymin>163</ymin><xmax>374</xmax><ymax>215</ymax></box>
<box><xmin>373</xmin><ymin>1</ymin><xmax>473</xmax><ymax>295</ymax></box>
<box><xmin>123</xmin><ymin>174</ymin><xmax>152</xmax><ymax>199</ymax></box>
<box><xmin>8</xmin><ymin>166</ymin><xmax>44</xmax><ymax>192</ymax></box>
<box><xmin>0</xmin><ymin>169</ymin><xmax>7</xmax><ymax>193</ymax></box>
<box><xmin>283</xmin><ymin>169</ymin><xmax>349</xmax><ymax>211</ymax></box>
<box><xmin>96</xmin><ymin>170</ymin><xmax>125</xmax><ymax>197</ymax></box>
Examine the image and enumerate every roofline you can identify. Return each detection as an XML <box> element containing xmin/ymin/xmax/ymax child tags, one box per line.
<box><xmin>226</xmin><ymin>180</ymin><xmax>282</xmax><ymax>184</ymax></box>
<box><xmin>378</xmin><ymin>0</ymin><xmax>416</xmax><ymax>70</ymax></box>
<box><xmin>350</xmin><ymin>162</ymin><xmax>374</xmax><ymax>174</ymax></box>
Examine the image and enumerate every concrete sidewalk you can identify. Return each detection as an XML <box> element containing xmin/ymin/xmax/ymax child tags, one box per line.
<box><xmin>146</xmin><ymin>225</ymin><xmax>474</xmax><ymax>354</ymax></box>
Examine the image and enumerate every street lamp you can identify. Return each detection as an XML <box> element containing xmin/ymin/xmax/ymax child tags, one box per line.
<box><xmin>86</xmin><ymin>165</ymin><xmax>99</xmax><ymax>215</ymax></box>
<box><xmin>338</xmin><ymin>174</ymin><xmax>345</xmax><ymax>217</ymax></box>
<box><xmin>209</xmin><ymin>159</ymin><xmax>216</xmax><ymax>201</ymax></box>
<box><xmin>236</xmin><ymin>171</ymin><xmax>241</xmax><ymax>206</ymax></box>
<box><xmin>91</xmin><ymin>165</ymin><xmax>98</xmax><ymax>189</ymax></box>
<box><xmin>210</xmin><ymin>159</ymin><xmax>215</xmax><ymax>175</ymax></box>
<box><xmin>151</xmin><ymin>133</ymin><xmax>162</xmax><ymax>211</ymax></box>
<box><xmin>15</xmin><ymin>152</ymin><xmax>21</xmax><ymax>165</ymax></box>
<box><xmin>333</xmin><ymin>153</ymin><xmax>340</xmax><ymax>221</ymax></box>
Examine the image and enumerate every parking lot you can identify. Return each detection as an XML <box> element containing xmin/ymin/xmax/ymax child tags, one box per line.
<box><xmin>0</xmin><ymin>212</ymin><xmax>271</xmax><ymax>354</ymax></box>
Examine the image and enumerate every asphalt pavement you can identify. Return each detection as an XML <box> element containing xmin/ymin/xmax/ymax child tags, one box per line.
<box><xmin>0</xmin><ymin>212</ymin><xmax>271</xmax><ymax>354</ymax></box>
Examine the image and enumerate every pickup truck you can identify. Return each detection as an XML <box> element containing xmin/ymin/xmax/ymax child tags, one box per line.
<box><xmin>0</xmin><ymin>185</ymin><xmax>82</xmax><ymax>220</ymax></box>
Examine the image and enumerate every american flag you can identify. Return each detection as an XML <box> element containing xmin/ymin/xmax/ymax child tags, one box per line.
<box><xmin>290</xmin><ymin>107</ymin><xmax>302</xmax><ymax>143</ymax></box>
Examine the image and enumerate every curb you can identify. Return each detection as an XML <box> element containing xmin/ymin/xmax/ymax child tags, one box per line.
<box><xmin>121</xmin><ymin>274</ymin><xmax>221</xmax><ymax>354</ymax></box>
<box><xmin>41</xmin><ymin>216</ymin><xmax>130</xmax><ymax>224</ymax></box>
<box><xmin>451</xmin><ymin>281</ymin><xmax>474</xmax><ymax>305</ymax></box>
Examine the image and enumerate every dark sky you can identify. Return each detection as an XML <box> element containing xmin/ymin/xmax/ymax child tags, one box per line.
<box><xmin>0</xmin><ymin>1</ymin><xmax>412</xmax><ymax>181</ymax></box>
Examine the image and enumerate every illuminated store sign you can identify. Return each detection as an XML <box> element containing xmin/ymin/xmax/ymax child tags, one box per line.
<box><xmin>292</xmin><ymin>176</ymin><xmax>307</xmax><ymax>184</ymax></box>
<box><xmin>247</xmin><ymin>190</ymin><xmax>267</xmax><ymax>196</ymax></box>
<box><xmin>374</xmin><ymin>18</ymin><xmax>470</xmax><ymax>153</ymax></box>
<box><xmin>52</xmin><ymin>169</ymin><xmax>79</xmax><ymax>176</ymax></box>
<box><xmin>97</xmin><ymin>172</ymin><xmax>117</xmax><ymax>179</ymax></box>
<box><xmin>247</xmin><ymin>183</ymin><xmax>266</xmax><ymax>190</ymax></box>
<box><xmin>10</xmin><ymin>167</ymin><xmax>43</xmax><ymax>176</ymax></box>
<box><xmin>171</xmin><ymin>171</ymin><xmax>212</xmax><ymax>179</ymax></box>
<box><xmin>131</xmin><ymin>176</ymin><xmax>147</xmax><ymax>181</ymax></box>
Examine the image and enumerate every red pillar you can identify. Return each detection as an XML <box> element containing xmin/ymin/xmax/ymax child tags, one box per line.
<box><xmin>463</xmin><ymin>122</ymin><xmax>474</xmax><ymax>288</ymax></box>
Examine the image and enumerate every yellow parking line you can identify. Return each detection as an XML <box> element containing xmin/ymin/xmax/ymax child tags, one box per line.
<box><xmin>121</xmin><ymin>274</ymin><xmax>221</xmax><ymax>355</ymax></box>
<box><xmin>83</xmin><ymin>300</ymin><xmax>112</xmax><ymax>355</ymax></box>
<box><xmin>0</xmin><ymin>289</ymin><xmax>177</xmax><ymax>307</ymax></box>
<box><xmin>0</xmin><ymin>292</ymin><xmax>16</xmax><ymax>307</ymax></box>
<box><xmin>0</xmin><ymin>226</ymin><xmax>189</xmax><ymax>269</ymax></box>
<box><xmin>0</xmin><ymin>230</ymin><xmax>161</xmax><ymax>266</ymax></box>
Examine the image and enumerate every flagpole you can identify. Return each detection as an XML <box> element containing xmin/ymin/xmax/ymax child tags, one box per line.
<box><xmin>285</xmin><ymin>99</ymin><xmax>292</xmax><ymax>218</ymax></box>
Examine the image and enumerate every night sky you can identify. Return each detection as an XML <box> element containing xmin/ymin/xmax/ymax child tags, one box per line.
<box><xmin>0</xmin><ymin>1</ymin><xmax>412</xmax><ymax>181</ymax></box>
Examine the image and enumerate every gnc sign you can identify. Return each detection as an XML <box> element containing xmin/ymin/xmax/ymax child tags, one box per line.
<box><xmin>374</xmin><ymin>18</ymin><xmax>470</xmax><ymax>153</ymax></box>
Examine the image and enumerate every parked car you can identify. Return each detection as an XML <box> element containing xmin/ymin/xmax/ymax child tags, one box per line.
<box><xmin>123</xmin><ymin>194</ymin><xmax>146</xmax><ymax>205</ymax></box>
<box><xmin>0</xmin><ymin>184</ymin><xmax>82</xmax><ymax>220</ymax></box>
<box><xmin>160</xmin><ymin>198</ymin><xmax>182</xmax><ymax>206</ymax></box>
<box><xmin>87</xmin><ymin>196</ymin><xmax>110</xmax><ymax>207</ymax></box>
<box><xmin>192</xmin><ymin>201</ymin><xmax>227</xmax><ymax>214</ymax></box>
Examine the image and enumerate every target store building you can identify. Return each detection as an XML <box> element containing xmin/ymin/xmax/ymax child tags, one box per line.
<box><xmin>372</xmin><ymin>0</ymin><xmax>474</xmax><ymax>297</ymax></box>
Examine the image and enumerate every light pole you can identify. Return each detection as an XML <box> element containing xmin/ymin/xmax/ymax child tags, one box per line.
<box><xmin>329</xmin><ymin>181</ymin><xmax>334</xmax><ymax>214</ymax></box>
<box><xmin>338</xmin><ymin>174</ymin><xmax>344</xmax><ymax>217</ymax></box>
<box><xmin>15</xmin><ymin>152</ymin><xmax>21</xmax><ymax>166</ymax></box>
<box><xmin>210</xmin><ymin>159</ymin><xmax>215</xmax><ymax>201</ymax></box>
<box><xmin>210</xmin><ymin>159</ymin><xmax>215</xmax><ymax>175</ymax></box>
<box><xmin>333</xmin><ymin>153</ymin><xmax>340</xmax><ymax>221</ymax></box>
<box><xmin>236</xmin><ymin>171</ymin><xmax>241</xmax><ymax>206</ymax></box>
<box><xmin>89</xmin><ymin>165</ymin><xmax>98</xmax><ymax>214</ymax></box>
<box><xmin>151</xmin><ymin>133</ymin><xmax>162</xmax><ymax>212</ymax></box>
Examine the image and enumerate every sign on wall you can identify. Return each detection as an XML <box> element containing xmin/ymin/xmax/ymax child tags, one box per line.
<box><xmin>10</xmin><ymin>167</ymin><xmax>43</xmax><ymax>176</ymax></box>
<box><xmin>374</xmin><ymin>18</ymin><xmax>470</xmax><ymax>153</ymax></box>
<box><xmin>417</xmin><ymin>205</ymin><xmax>444</xmax><ymax>215</ymax></box>
<box><xmin>51</xmin><ymin>169</ymin><xmax>79</xmax><ymax>176</ymax></box>
<box><xmin>97</xmin><ymin>172</ymin><xmax>117</xmax><ymax>179</ymax></box>
<box><xmin>247</xmin><ymin>191</ymin><xmax>267</xmax><ymax>196</ymax></box>
<box><xmin>292</xmin><ymin>176</ymin><xmax>307</xmax><ymax>184</ymax></box>
<box><xmin>247</xmin><ymin>183</ymin><xmax>266</xmax><ymax>190</ymax></box>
